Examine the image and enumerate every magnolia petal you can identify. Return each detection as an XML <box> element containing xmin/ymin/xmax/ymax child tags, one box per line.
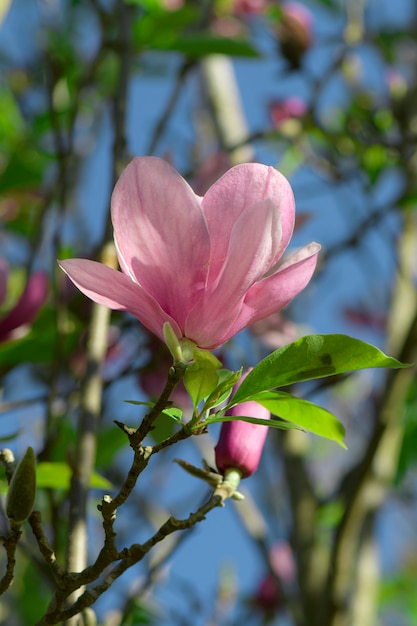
<box><xmin>202</xmin><ymin>163</ymin><xmax>295</xmax><ymax>283</ymax></box>
<box><xmin>184</xmin><ymin>199</ymin><xmax>282</xmax><ymax>348</ymax></box>
<box><xmin>217</xmin><ymin>242</ymin><xmax>321</xmax><ymax>344</ymax></box>
<box><xmin>59</xmin><ymin>258</ymin><xmax>181</xmax><ymax>341</ymax></box>
<box><xmin>215</xmin><ymin>370</ymin><xmax>270</xmax><ymax>478</ymax></box>
<box><xmin>111</xmin><ymin>157</ymin><xmax>210</xmax><ymax>328</ymax></box>
<box><xmin>214</xmin><ymin>198</ymin><xmax>282</xmax><ymax>294</ymax></box>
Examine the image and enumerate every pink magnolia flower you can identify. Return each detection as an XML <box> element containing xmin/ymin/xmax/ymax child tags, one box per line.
<box><xmin>0</xmin><ymin>259</ymin><xmax>48</xmax><ymax>342</ymax></box>
<box><xmin>215</xmin><ymin>371</ymin><xmax>271</xmax><ymax>478</ymax></box>
<box><xmin>59</xmin><ymin>157</ymin><xmax>319</xmax><ymax>350</ymax></box>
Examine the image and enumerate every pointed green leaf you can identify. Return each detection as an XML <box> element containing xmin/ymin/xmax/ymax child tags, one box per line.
<box><xmin>152</xmin><ymin>34</ymin><xmax>260</xmax><ymax>58</ymax></box>
<box><xmin>253</xmin><ymin>391</ymin><xmax>346</xmax><ymax>447</ymax></box>
<box><xmin>124</xmin><ymin>400</ymin><xmax>182</xmax><ymax>422</ymax></box>
<box><xmin>231</xmin><ymin>334</ymin><xmax>409</xmax><ymax>403</ymax></box>
<box><xmin>203</xmin><ymin>369</ymin><xmax>242</xmax><ymax>411</ymax></box>
<box><xmin>202</xmin><ymin>412</ymin><xmax>298</xmax><ymax>431</ymax></box>
<box><xmin>162</xmin><ymin>407</ymin><xmax>183</xmax><ymax>422</ymax></box>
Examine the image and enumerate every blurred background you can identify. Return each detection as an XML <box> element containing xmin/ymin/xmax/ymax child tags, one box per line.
<box><xmin>0</xmin><ymin>0</ymin><xmax>417</xmax><ymax>624</ymax></box>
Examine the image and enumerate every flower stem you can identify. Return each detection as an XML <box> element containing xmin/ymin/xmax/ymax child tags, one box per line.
<box><xmin>133</xmin><ymin>362</ymin><xmax>187</xmax><ymax>446</ymax></box>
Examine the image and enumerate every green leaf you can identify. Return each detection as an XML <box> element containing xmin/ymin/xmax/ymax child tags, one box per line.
<box><xmin>205</xmin><ymin>390</ymin><xmax>346</xmax><ymax>446</ymax></box>
<box><xmin>162</xmin><ymin>407</ymin><xmax>183</xmax><ymax>422</ymax></box>
<box><xmin>96</xmin><ymin>426</ymin><xmax>130</xmax><ymax>469</ymax></box>
<box><xmin>231</xmin><ymin>334</ymin><xmax>409</xmax><ymax>403</ymax></box>
<box><xmin>0</xmin><ymin>430</ymin><xmax>20</xmax><ymax>443</ymax></box>
<box><xmin>151</xmin><ymin>34</ymin><xmax>260</xmax><ymax>58</ymax></box>
<box><xmin>202</xmin><ymin>412</ymin><xmax>298</xmax><ymax>431</ymax></box>
<box><xmin>36</xmin><ymin>462</ymin><xmax>112</xmax><ymax>490</ymax></box>
<box><xmin>124</xmin><ymin>400</ymin><xmax>183</xmax><ymax>422</ymax></box>
<box><xmin>253</xmin><ymin>391</ymin><xmax>346</xmax><ymax>447</ymax></box>
<box><xmin>184</xmin><ymin>349</ymin><xmax>222</xmax><ymax>407</ymax></box>
<box><xmin>0</xmin><ymin>306</ymin><xmax>80</xmax><ymax>367</ymax></box>
<box><xmin>202</xmin><ymin>369</ymin><xmax>242</xmax><ymax>411</ymax></box>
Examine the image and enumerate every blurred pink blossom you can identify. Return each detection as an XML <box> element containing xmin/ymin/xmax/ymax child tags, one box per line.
<box><xmin>343</xmin><ymin>305</ymin><xmax>386</xmax><ymax>330</ymax></box>
<box><xmin>269</xmin><ymin>96</ymin><xmax>307</xmax><ymax>127</ymax></box>
<box><xmin>60</xmin><ymin>157</ymin><xmax>319</xmax><ymax>351</ymax></box>
<box><xmin>233</xmin><ymin>0</ymin><xmax>267</xmax><ymax>16</ymax></box>
<box><xmin>161</xmin><ymin>0</ymin><xmax>184</xmax><ymax>10</ymax></box>
<box><xmin>215</xmin><ymin>371</ymin><xmax>270</xmax><ymax>478</ymax></box>
<box><xmin>250</xmin><ymin>312</ymin><xmax>299</xmax><ymax>350</ymax></box>
<box><xmin>253</xmin><ymin>541</ymin><xmax>296</xmax><ymax>614</ymax></box>
<box><xmin>0</xmin><ymin>259</ymin><xmax>48</xmax><ymax>342</ymax></box>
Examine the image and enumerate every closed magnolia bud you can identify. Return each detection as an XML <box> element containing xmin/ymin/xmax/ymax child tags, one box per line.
<box><xmin>215</xmin><ymin>372</ymin><xmax>270</xmax><ymax>478</ymax></box>
<box><xmin>6</xmin><ymin>446</ymin><xmax>36</xmax><ymax>523</ymax></box>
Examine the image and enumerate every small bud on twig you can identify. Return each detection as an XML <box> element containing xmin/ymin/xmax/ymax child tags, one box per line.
<box><xmin>6</xmin><ymin>447</ymin><xmax>36</xmax><ymax>523</ymax></box>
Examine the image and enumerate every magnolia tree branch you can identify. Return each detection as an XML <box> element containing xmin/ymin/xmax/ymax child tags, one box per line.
<box><xmin>65</xmin><ymin>1</ymin><xmax>133</xmax><ymax>617</ymax></box>
<box><xmin>281</xmin><ymin>430</ymin><xmax>322</xmax><ymax>626</ymax></box>
<box><xmin>0</xmin><ymin>522</ymin><xmax>22</xmax><ymax>595</ymax></box>
<box><xmin>26</xmin><ymin>362</ymin><xmax>188</xmax><ymax>621</ymax></box>
<box><xmin>0</xmin><ymin>450</ymin><xmax>20</xmax><ymax>594</ymax></box>
<box><xmin>146</xmin><ymin>59</ymin><xmax>195</xmax><ymax>157</ymax></box>
<box><xmin>201</xmin><ymin>55</ymin><xmax>254</xmax><ymax>165</ymax></box>
<box><xmin>64</xmin><ymin>6</ymin><xmax>133</xmax><ymax>622</ymax></box>
<box><xmin>35</xmin><ymin>477</ymin><xmax>237</xmax><ymax>625</ymax></box>
<box><xmin>323</xmin><ymin>212</ymin><xmax>417</xmax><ymax>626</ymax></box>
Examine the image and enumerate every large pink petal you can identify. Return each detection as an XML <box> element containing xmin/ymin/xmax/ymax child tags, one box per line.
<box><xmin>111</xmin><ymin>157</ymin><xmax>210</xmax><ymax>329</ymax></box>
<box><xmin>202</xmin><ymin>163</ymin><xmax>295</xmax><ymax>283</ymax></box>
<box><xmin>184</xmin><ymin>199</ymin><xmax>282</xmax><ymax>347</ymax></box>
<box><xmin>225</xmin><ymin>242</ymin><xmax>321</xmax><ymax>338</ymax></box>
<box><xmin>59</xmin><ymin>259</ymin><xmax>182</xmax><ymax>342</ymax></box>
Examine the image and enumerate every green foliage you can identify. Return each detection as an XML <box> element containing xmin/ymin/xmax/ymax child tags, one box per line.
<box><xmin>132</xmin><ymin>3</ymin><xmax>259</xmax><ymax>57</ymax></box>
<box><xmin>14</xmin><ymin>559</ymin><xmax>51</xmax><ymax>625</ymax></box>
<box><xmin>230</xmin><ymin>334</ymin><xmax>408</xmax><ymax>403</ymax></box>
<box><xmin>36</xmin><ymin>462</ymin><xmax>112</xmax><ymax>490</ymax></box>
<box><xmin>149</xmin><ymin>33</ymin><xmax>260</xmax><ymax>58</ymax></box>
<box><xmin>0</xmin><ymin>306</ymin><xmax>80</xmax><ymax>367</ymax></box>
<box><xmin>125</xmin><ymin>400</ymin><xmax>183</xmax><ymax>422</ymax></box>
<box><xmin>203</xmin><ymin>390</ymin><xmax>346</xmax><ymax>446</ymax></box>
<box><xmin>379</xmin><ymin>568</ymin><xmax>417</xmax><ymax>624</ymax></box>
<box><xmin>202</xmin><ymin>369</ymin><xmax>242</xmax><ymax>411</ymax></box>
<box><xmin>254</xmin><ymin>391</ymin><xmax>346</xmax><ymax>446</ymax></box>
<box><xmin>184</xmin><ymin>349</ymin><xmax>222</xmax><ymax>406</ymax></box>
<box><xmin>202</xmin><ymin>335</ymin><xmax>408</xmax><ymax>445</ymax></box>
<box><xmin>95</xmin><ymin>426</ymin><xmax>130</xmax><ymax>469</ymax></box>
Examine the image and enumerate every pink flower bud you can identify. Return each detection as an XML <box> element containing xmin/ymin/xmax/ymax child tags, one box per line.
<box><xmin>278</xmin><ymin>2</ymin><xmax>313</xmax><ymax>69</ymax></box>
<box><xmin>215</xmin><ymin>371</ymin><xmax>270</xmax><ymax>478</ymax></box>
